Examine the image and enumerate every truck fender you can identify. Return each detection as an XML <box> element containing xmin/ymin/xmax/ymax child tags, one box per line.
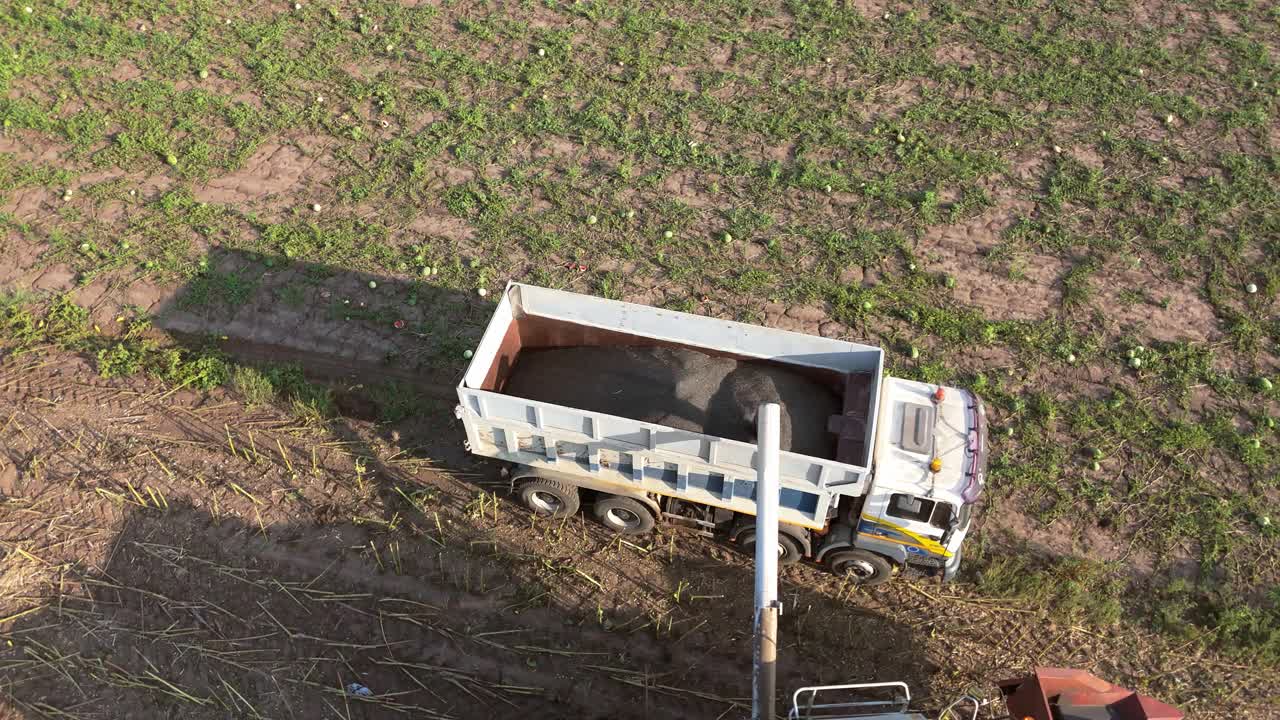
<box><xmin>508</xmin><ymin>466</ymin><xmax>662</xmax><ymax>519</ymax></box>
<box><xmin>816</xmin><ymin>521</ymin><xmax>909</xmax><ymax>567</ymax></box>
<box><xmin>852</xmin><ymin>534</ymin><xmax>910</xmax><ymax>566</ymax></box>
<box><xmin>813</xmin><ymin>522</ymin><xmax>855</xmax><ymax>564</ymax></box>
<box><xmin>730</xmin><ymin>519</ymin><xmax>812</xmax><ymax>557</ymax></box>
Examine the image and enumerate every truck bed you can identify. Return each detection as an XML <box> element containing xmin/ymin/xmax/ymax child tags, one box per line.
<box><xmin>456</xmin><ymin>284</ymin><xmax>885</xmax><ymax>529</ymax></box>
<box><xmin>501</xmin><ymin>345</ymin><xmax>844</xmax><ymax>459</ymax></box>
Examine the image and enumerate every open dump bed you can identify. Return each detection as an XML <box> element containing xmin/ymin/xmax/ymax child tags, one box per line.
<box><xmin>502</xmin><ymin>345</ymin><xmax>845</xmax><ymax>459</ymax></box>
<box><xmin>457</xmin><ymin>284</ymin><xmax>885</xmax><ymax>529</ymax></box>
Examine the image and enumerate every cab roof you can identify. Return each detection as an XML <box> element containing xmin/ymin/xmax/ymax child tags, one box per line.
<box><xmin>871</xmin><ymin>377</ymin><xmax>975</xmax><ymax>507</ymax></box>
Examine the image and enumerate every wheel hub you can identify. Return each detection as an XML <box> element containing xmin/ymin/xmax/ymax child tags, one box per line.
<box><xmin>743</xmin><ymin>535</ymin><xmax>789</xmax><ymax>558</ymax></box>
<box><xmin>529</xmin><ymin>491</ymin><xmax>563</xmax><ymax>513</ymax></box>
<box><xmin>846</xmin><ymin>560</ymin><xmax>875</xmax><ymax>578</ymax></box>
<box><xmin>606</xmin><ymin>507</ymin><xmax>641</xmax><ymax>529</ymax></box>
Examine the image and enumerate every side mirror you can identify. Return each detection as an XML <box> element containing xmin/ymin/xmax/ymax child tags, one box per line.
<box><xmin>940</xmin><ymin>513</ymin><xmax>960</xmax><ymax>545</ymax></box>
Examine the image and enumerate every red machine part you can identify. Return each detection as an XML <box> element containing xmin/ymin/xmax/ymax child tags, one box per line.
<box><xmin>997</xmin><ymin>668</ymin><xmax>1184</xmax><ymax>720</ymax></box>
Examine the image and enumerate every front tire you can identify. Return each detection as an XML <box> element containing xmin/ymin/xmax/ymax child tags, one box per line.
<box><xmin>592</xmin><ymin>496</ymin><xmax>656</xmax><ymax>535</ymax></box>
<box><xmin>517</xmin><ymin>478</ymin><xmax>580</xmax><ymax>518</ymax></box>
<box><xmin>826</xmin><ymin>549</ymin><xmax>894</xmax><ymax>585</ymax></box>
<box><xmin>737</xmin><ymin>529</ymin><xmax>803</xmax><ymax>566</ymax></box>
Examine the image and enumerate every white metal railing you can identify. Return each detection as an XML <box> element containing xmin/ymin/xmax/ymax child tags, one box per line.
<box><xmin>787</xmin><ymin>685</ymin><xmax>981</xmax><ymax>720</ymax></box>
<box><xmin>788</xmin><ymin>681</ymin><xmax>911</xmax><ymax>720</ymax></box>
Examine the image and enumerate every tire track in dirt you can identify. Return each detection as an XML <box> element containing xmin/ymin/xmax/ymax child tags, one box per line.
<box><xmin>191</xmin><ymin>141</ymin><xmax>333</xmax><ymax>207</ymax></box>
<box><xmin>0</xmin><ymin>375</ymin><xmax>133</xmax><ymax>412</ymax></box>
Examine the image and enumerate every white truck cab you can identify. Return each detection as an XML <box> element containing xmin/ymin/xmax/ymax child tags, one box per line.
<box><xmin>854</xmin><ymin>378</ymin><xmax>986</xmax><ymax>581</ymax></box>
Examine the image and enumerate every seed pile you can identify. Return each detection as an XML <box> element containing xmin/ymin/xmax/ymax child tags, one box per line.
<box><xmin>502</xmin><ymin>346</ymin><xmax>842</xmax><ymax>459</ymax></box>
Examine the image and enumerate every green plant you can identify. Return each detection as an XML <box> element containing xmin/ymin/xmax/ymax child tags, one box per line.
<box><xmin>368</xmin><ymin>381</ymin><xmax>419</xmax><ymax>423</ymax></box>
<box><xmin>96</xmin><ymin>342</ymin><xmax>145</xmax><ymax>379</ymax></box>
<box><xmin>156</xmin><ymin>349</ymin><xmax>231</xmax><ymax>390</ymax></box>
<box><xmin>975</xmin><ymin>555</ymin><xmax>1124</xmax><ymax>626</ymax></box>
<box><xmin>232</xmin><ymin>366</ymin><xmax>276</xmax><ymax>406</ymax></box>
<box><xmin>263</xmin><ymin>365</ymin><xmax>334</xmax><ymax>419</ymax></box>
<box><xmin>179</xmin><ymin>270</ymin><xmax>258</xmax><ymax>312</ymax></box>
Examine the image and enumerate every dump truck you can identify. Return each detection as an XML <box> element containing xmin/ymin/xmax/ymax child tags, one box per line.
<box><xmin>456</xmin><ymin>283</ymin><xmax>988</xmax><ymax>584</ymax></box>
<box><xmin>787</xmin><ymin>667</ymin><xmax>1185</xmax><ymax>720</ymax></box>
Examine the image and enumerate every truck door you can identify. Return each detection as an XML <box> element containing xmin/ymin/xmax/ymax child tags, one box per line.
<box><xmin>860</xmin><ymin>492</ymin><xmax>954</xmax><ymax>563</ymax></box>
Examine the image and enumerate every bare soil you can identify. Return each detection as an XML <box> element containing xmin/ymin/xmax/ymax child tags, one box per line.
<box><xmin>191</xmin><ymin>140</ymin><xmax>334</xmax><ymax>208</ymax></box>
<box><xmin>2</xmin><ymin>0</ymin><xmax>1278</xmax><ymax>716</ymax></box>
<box><xmin>0</xmin><ymin>352</ymin><xmax>1271</xmax><ymax>719</ymax></box>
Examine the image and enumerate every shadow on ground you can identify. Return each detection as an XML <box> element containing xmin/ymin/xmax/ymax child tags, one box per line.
<box><xmin>0</xmin><ymin>475</ymin><xmax>928</xmax><ymax>719</ymax></box>
<box><xmin>151</xmin><ymin>246</ymin><xmax>491</xmax><ymax>389</ymax></box>
<box><xmin>1</xmin><ymin>247</ymin><xmax>933</xmax><ymax>718</ymax></box>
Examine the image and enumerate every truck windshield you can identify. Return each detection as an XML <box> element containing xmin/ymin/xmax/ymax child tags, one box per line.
<box><xmin>887</xmin><ymin>494</ymin><xmax>954</xmax><ymax>531</ymax></box>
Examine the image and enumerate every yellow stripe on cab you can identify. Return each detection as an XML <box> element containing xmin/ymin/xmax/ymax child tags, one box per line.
<box><xmin>860</xmin><ymin>516</ymin><xmax>953</xmax><ymax>557</ymax></box>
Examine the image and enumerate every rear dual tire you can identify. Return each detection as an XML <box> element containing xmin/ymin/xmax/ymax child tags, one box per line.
<box><xmin>517</xmin><ymin>478</ymin><xmax>580</xmax><ymax>518</ymax></box>
<box><xmin>517</xmin><ymin>479</ymin><xmax>657</xmax><ymax>536</ymax></box>
<box><xmin>737</xmin><ymin>529</ymin><xmax>803</xmax><ymax>566</ymax></box>
<box><xmin>592</xmin><ymin>496</ymin><xmax>656</xmax><ymax>535</ymax></box>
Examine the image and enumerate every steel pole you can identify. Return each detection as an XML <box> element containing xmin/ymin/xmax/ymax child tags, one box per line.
<box><xmin>753</xmin><ymin>403</ymin><xmax>781</xmax><ymax>720</ymax></box>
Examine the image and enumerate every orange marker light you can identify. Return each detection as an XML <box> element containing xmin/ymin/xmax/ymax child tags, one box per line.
<box><xmin>933</xmin><ymin>387</ymin><xmax>946</xmax><ymax>402</ymax></box>
<box><xmin>929</xmin><ymin>457</ymin><xmax>942</xmax><ymax>473</ymax></box>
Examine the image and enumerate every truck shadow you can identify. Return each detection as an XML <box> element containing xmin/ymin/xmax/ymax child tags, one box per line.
<box><xmin>150</xmin><ymin>246</ymin><xmax>490</xmax><ymax>393</ymax></box>
<box><xmin>0</xmin><ymin>492</ymin><xmax>931</xmax><ymax>720</ymax></box>
<box><xmin>3</xmin><ymin>247</ymin><xmax>937</xmax><ymax>716</ymax></box>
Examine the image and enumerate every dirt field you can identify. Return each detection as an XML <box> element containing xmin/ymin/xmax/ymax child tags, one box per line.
<box><xmin>1</xmin><ymin>0</ymin><xmax>1278</xmax><ymax>717</ymax></box>
<box><xmin>0</xmin><ymin>352</ymin><xmax>1271</xmax><ymax>719</ymax></box>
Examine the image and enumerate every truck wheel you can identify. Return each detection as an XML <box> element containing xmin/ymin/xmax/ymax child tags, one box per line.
<box><xmin>826</xmin><ymin>549</ymin><xmax>893</xmax><ymax>585</ymax></box>
<box><xmin>737</xmin><ymin>530</ymin><xmax>803</xmax><ymax>566</ymax></box>
<box><xmin>517</xmin><ymin>478</ymin><xmax>580</xmax><ymax>518</ymax></box>
<box><xmin>592</xmin><ymin>496</ymin><xmax>656</xmax><ymax>535</ymax></box>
